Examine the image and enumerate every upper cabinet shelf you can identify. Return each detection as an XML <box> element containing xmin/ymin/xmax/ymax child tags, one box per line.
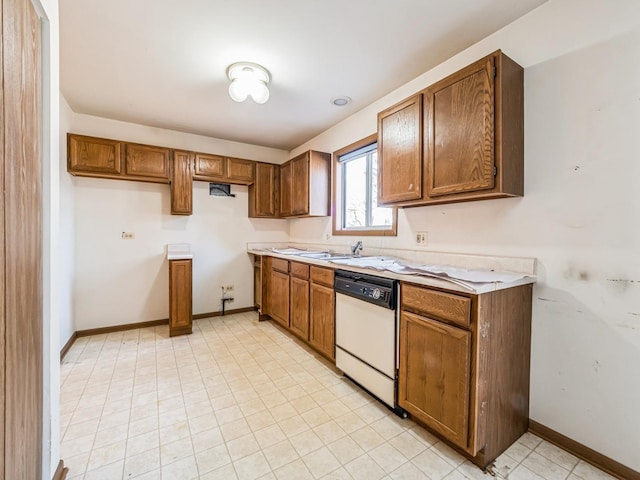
<box><xmin>377</xmin><ymin>50</ymin><xmax>524</xmax><ymax>207</ymax></box>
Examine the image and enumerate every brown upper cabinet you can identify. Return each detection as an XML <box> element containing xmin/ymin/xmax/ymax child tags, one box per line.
<box><xmin>248</xmin><ymin>162</ymin><xmax>279</xmax><ymax>218</ymax></box>
<box><xmin>193</xmin><ymin>154</ymin><xmax>255</xmax><ymax>185</ymax></box>
<box><xmin>68</xmin><ymin>134</ymin><xmax>122</xmax><ymax>175</ymax></box>
<box><xmin>279</xmin><ymin>161</ymin><xmax>293</xmax><ymax>216</ymax></box>
<box><xmin>279</xmin><ymin>150</ymin><xmax>330</xmax><ymax>218</ymax></box>
<box><xmin>378</xmin><ymin>94</ymin><xmax>423</xmax><ymax>204</ymax></box>
<box><xmin>68</xmin><ymin>134</ymin><xmax>170</xmax><ymax>183</ymax></box>
<box><xmin>171</xmin><ymin>150</ymin><xmax>194</xmax><ymax>215</ymax></box>
<box><xmin>124</xmin><ymin>143</ymin><xmax>171</xmax><ymax>181</ymax></box>
<box><xmin>377</xmin><ymin>50</ymin><xmax>524</xmax><ymax>207</ymax></box>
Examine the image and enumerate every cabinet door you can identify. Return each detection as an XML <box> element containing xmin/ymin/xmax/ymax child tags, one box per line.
<box><xmin>249</xmin><ymin>163</ymin><xmax>278</xmax><ymax>218</ymax></box>
<box><xmin>227</xmin><ymin>157</ymin><xmax>255</xmax><ymax>184</ymax></box>
<box><xmin>291</xmin><ymin>154</ymin><xmax>309</xmax><ymax>215</ymax></box>
<box><xmin>124</xmin><ymin>143</ymin><xmax>170</xmax><ymax>180</ymax></box>
<box><xmin>169</xmin><ymin>259</ymin><xmax>192</xmax><ymax>337</ymax></box>
<box><xmin>398</xmin><ymin>310</ymin><xmax>471</xmax><ymax>449</ymax></box>
<box><xmin>270</xmin><ymin>270</ymin><xmax>290</xmax><ymax>328</ymax></box>
<box><xmin>426</xmin><ymin>56</ymin><xmax>495</xmax><ymax>197</ymax></box>
<box><xmin>171</xmin><ymin>150</ymin><xmax>193</xmax><ymax>215</ymax></box>
<box><xmin>68</xmin><ymin>134</ymin><xmax>122</xmax><ymax>175</ymax></box>
<box><xmin>377</xmin><ymin>94</ymin><xmax>423</xmax><ymax>204</ymax></box>
<box><xmin>309</xmin><ymin>283</ymin><xmax>335</xmax><ymax>360</ymax></box>
<box><xmin>279</xmin><ymin>161</ymin><xmax>293</xmax><ymax>216</ymax></box>
<box><xmin>194</xmin><ymin>153</ymin><xmax>226</xmax><ymax>179</ymax></box>
<box><xmin>290</xmin><ymin>277</ymin><xmax>310</xmax><ymax>340</ymax></box>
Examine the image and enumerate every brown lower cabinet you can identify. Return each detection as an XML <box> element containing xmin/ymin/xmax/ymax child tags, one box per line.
<box><xmin>169</xmin><ymin>259</ymin><xmax>192</xmax><ymax>337</ymax></box>
<box><xmin>309</xmin><ymin>266</ymin><xmax>335</xmax><ymax>360</ymax></box>
<box><xmin>289</xmin><ymin>262</ymin><xmax>310</xmax><ymax>340</ymax></box>
<box><xmin>269</xmin><ymin>258</ymin><xmax>290</xmax><ymax>328</ymax></box>
<box><xmin>259</xmin><ymin>256</ymin><xmax>335</xmax><ymax>361</ymax></box>
<box><xmin>398</xmin><ymin>282</ymin><xmax>532</xmax><ymax>468</ymax></box>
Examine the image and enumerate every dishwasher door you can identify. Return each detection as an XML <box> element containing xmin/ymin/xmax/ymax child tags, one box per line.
<box><xmin>335</xmin><ymin>292</ymin><xmax>396</xmax><ymax>378</ymax></box>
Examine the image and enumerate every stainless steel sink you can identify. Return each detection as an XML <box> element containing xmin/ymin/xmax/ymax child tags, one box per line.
<box><xmin>295</xmin><ymin>252</ymin><xmax>355</xmax><ymax>260</ymax></box>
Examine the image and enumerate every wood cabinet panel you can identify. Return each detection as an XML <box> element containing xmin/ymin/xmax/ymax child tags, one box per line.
<box><xmin>291</xmin><ymin>154</ymin><xmax>309</xmax><ymax>215</ymax></box>
<box><xmin>169</xmin><ymin>259</ymin><xmax>192</xmax><ymax>336</ymax></box>
<box><xmin>68</xmin><ymin>134</ymin><xmax>121</xmax><ymax>174</ymax></box>
<box><xmin>124</xmin><ymin>143</ymin><xmax>170</xmax><ymax>180</ymax></box>
<box><xmin>290</xmin><ymin>276</ymin><xmax>310</xmax><ymax>340</ymax></box>
<box><xmin>254</xmin><ymin>259</ymin><xmax>262</xmax><ymax>309</ymax></box>
<box><xmin>270</xmin><ymin>270</ymin><xmax>290</xmax><ymax>328</ymax></box>
<box><xmin>427</xmin><ymin>56</ymin><xmax>495</xmax><ymax>196</ymax></box>
<box><xmin>171</xmin><ymin>150</ymin><xmax>193</xmax><ymax>215</ymax></box>
<box><xmin>309</xmin><ymin>283</ymin><xmax>335</xmax><ymax>360</ymax></box>
<box><xmin>227</xmin><ymin>157</ymin><xmax>255</xmax><ymax>183</ymax></box>
<box><xmin>260</xmin><ymin>256</ymin><xmax>273</xmax><ymax>317</ymax></box>
<box><xmin>194</xmin><ymin>153</ymin><xmax>226</xmax><ymax>179</ymax></box>
<box><xmin>399</xmin><ymin>310</ymin><xmax>471</xmax><ymax>449</ymax></box>
<box><xmin>310</xmin><ymin>266</ymin><xmax>334</xmax><ymax>287</ymax></box>
<box><xmin>378</xmin><ymin>94</ymin><xmax>423</xmax><ymax>203</ymax></box>
<box><xmin>279</xmin><ymin>161</ymin><xmax>293</xmax><ymax>216</ymax></box>
<box><xmin>402</xmin><ymin>284</ymin><xmax>471</xmax><ymax>328</ymax></box>
<box><xmin>249</xmin><ymin>162</ymin><xmax>279</xmax><ymax>218</ymax></box>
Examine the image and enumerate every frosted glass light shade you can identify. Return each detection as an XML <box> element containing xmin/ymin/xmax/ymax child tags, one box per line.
<box><xmin>227</xmin><ymin>62</ymin><xmax>271</xmax><ymax>104</ymax></box>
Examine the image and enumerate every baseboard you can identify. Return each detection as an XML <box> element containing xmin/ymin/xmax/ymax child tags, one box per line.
<box><xmin>52</xmin><ymin>459</ymin><xmax>68</xmax><ymax>480</ymax></box>
<box><xmin>69</xmin><ymin>307</ymin><xmax>257</xmax><ymax>341</ymax></box>
<box><xmin>193</xmin><ymin>306</ymin><xmax>256</xmax><ymax>319</ymax></box>
<box><xmin>60</xmin><ymin>332</ymin><xmax>77</xmax><ymax>361</ymax></box>
<box><xmin>529</xmin><ymin>420</ymin><xmax>639</xmax><ymax>480</ymax></box>
<box><xmin>75</xmin><ymin>318</ymin><xmax>169</xmax><ymax>337</ymax></box>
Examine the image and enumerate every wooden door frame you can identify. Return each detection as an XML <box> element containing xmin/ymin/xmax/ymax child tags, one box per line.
<box><xmin>1</xmin><ymin>0</ymin><xmax>46</xmax><ymax>477</ymax></box>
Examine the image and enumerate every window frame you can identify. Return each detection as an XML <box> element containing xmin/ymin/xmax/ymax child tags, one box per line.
<box><xmin>332</xmin><ymin>133</ymin><xmax>397</xmax><ymax>237</ymax></box>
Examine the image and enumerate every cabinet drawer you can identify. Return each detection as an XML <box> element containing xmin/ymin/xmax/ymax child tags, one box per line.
<box><xmin>310</xmin><ymin>266</ymin><xmax>334</xmax><ymax>287</ymax></box>
<box><xmin>290</xmin><ymin>261</ymin><xmax>309</xmax><ymax>279</ymax></box>
<box><xmin>272</xmin><ymin>258</ymin><xmax>289</xmax><ymax>274</ymax></box>
<box><xmin>402</xmin><ymin>284</ymin><xmax>471</xmax><ymax>328</ymax></box>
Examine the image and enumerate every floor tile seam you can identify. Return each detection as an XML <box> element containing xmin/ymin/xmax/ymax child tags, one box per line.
<box><xmin>531</xmin><ymin>443</ymin><xmax>580</xmax><ymax>476</ymax></box>
<box><xmin>523</xmin><ymin>446</ymin><xmax>577</xmax><ymax>479</ymax></box>
<box><xmin>61</xmin><ymin>336</ymin><xmax>121</xmax><ymax>471</ymax></box>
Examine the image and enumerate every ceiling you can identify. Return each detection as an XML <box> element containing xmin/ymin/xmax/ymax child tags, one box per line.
<box><xmin>60</xmin><ymin>0</ymin><xmax>546</xmax><ymax>151</ymax></box>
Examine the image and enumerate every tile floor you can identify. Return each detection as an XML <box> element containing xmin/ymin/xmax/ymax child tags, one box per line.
<box><xmin>60</xmin><ymin>311</ymin><xmax>615</xmax><ymax>480</ymax></box>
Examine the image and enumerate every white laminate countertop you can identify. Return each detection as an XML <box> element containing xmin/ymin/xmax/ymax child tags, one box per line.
<box><xmin>167</xmin><ymin>243</ymin><xmax>193</xmax><ymax>260</ymax></box>
<box><xmin>247</xmin><ymin>243</ymin><xmax>536</xmax><ymax>294</ymax></box>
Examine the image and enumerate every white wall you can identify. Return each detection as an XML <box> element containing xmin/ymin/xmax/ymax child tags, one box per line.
<box><xmin>69</xmin><ymin>115</ymin><xmax>290</xmax><ymax>330</ymax></box>
<box><xmin>289</xmin><ymin>0</ymin><xmax>640</xmax><ymax>472</ymax></box>
<box><xmin>38</xmin><ymin>0</ymin><xmax>61</xmax><ymax>476</ymax></box>
<box><xmin>59</xmin><ymin>95</ymin><xmax>75</xmax><ymax>347</ymax></box>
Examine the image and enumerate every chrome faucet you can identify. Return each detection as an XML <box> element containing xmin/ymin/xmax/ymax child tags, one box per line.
<box><xmin>351</xmin><ymin>240</ymin><xmax>363</xmax><ymax>256</ymax></box>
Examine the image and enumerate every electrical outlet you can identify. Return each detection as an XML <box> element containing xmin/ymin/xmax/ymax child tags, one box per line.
<box><xmin>223</xmin><ymin>285</ymin><xmax>234</xmax><ymax>293</ymax></box>
<box><xmin>122</xmin><ymin>232</ymin><xmax>135</xmax><ymax>240</ymax></box>
<box><xmin>416</xmin><ymin>231</ymin><xmax>428</xmax><ymax>246</ymax></box>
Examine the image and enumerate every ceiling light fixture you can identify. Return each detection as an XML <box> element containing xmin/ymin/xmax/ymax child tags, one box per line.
<box><xmin>226</xmin><ymin>62</ymin><xmax>271</xmax><ymax>104</ymax></box>
<box><xmin>331</xmin><ymin>96</ymin><xmax>352</xmax><ymax>106</ymax></box>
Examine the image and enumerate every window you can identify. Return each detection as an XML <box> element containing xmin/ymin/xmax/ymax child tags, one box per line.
<box><xmin>332</xmin><ymin>134</ymin><xmax>397</xmax><ymax>236</ymax></box>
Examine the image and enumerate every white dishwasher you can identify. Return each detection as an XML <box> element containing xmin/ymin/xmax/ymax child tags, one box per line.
<box><xmin>334</xmin><ymin>270</ymin><xmax>406</xmax><ymax>417</ymax></box>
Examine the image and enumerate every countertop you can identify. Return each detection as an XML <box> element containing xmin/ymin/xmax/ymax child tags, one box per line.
<box><xmin>247</xmin><ymin>243</ymin><xmax>536</xmax><ymax>294</ymax></box>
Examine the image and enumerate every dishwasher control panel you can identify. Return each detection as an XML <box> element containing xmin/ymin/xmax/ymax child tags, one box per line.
<box><xmin>333</xmin><ymin>270</ymin><xmax>396</xmax><ymax>309</ymax></box>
